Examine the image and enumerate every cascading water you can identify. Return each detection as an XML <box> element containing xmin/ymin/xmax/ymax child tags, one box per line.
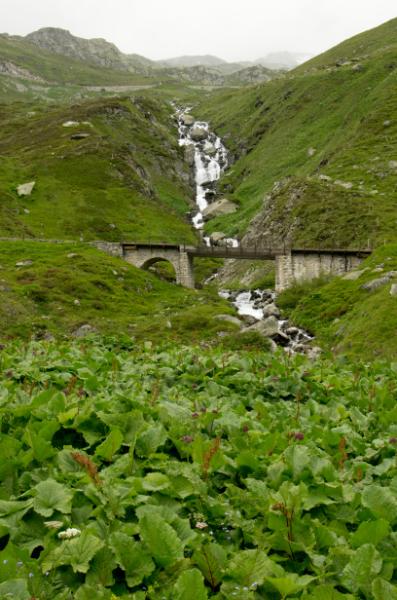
<box><xmin>174</xmin><ymin>106</ymin><xmax>317</xmax><ymax>355</ymax></box>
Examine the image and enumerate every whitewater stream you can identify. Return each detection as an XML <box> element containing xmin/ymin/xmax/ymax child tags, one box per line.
<box><xmin>175</xmin><ymin>107</ymin><xmax>316</xmax><ymax>354</ymax></box>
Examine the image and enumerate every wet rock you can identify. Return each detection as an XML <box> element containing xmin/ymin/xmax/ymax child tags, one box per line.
<box><xmin>209</xmin><ymin>232</ymin><xmax>226</xmax><ymax>244</ymax></box>
<box><xmin>241</xmin><ymin>315</ymin><xmax>257</xmax><ymax>326</ymax></box>
<box><xmin>190</xmin><ymin>125</ymin><xmax>208</xmax><ymax>141</ymax></box>
<box><xmin>262</xmin><ymin>303</ymin><xmax>280</xmax><ymax>318</ymax></box>
<box><xmin>184</xmin><ymin>144</ymin><xmax>195</xmax><ymax>166</ymax></box>
<box><xmin>246</xmin><ymin>315</ymin><xmax>279</xmax><ymax>337</ymax></box>
<box><xmin>17</xmin><ymin>181</ymin><xmax>36</xmax><ymax>197</ymax></box>
<box><xmin>181</xmin><ymin>114</ymin><xmax>195</xmax><ymax>126</ymax></box>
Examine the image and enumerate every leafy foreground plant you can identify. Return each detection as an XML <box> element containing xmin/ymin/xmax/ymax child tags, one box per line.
<box><xmin>1</xmin><ymin>340</ymin><xmax>397</xmax><ymax>599</ymax></box>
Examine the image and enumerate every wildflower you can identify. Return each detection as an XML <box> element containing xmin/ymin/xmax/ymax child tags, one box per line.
<box><xmin>389</xmin><ymin>437</ymin><xmax>397</xmax><ymax>445</ymax></box>
<box><xmin>191</xmin><ymin>412</ymin><xmax>199</xmax><ymax>418</ymax></box>
<box><xmin>2</xmin><ymin>560</ymin><xmax>7</xmax><ymax>565</ymax></box>
<box><xmin>195</xmin><ymin>521</ymin><xmax>208</xmax><ymax>529</ymax></box>
<box><xmin>58</xmin><ymin>528</ymin><xmax>81</xmax><ymax>539</ymax></box>
<box><xmin>28</xmin><ymin>572</ymin><xmax>34</xmax><ymax>578</ymax></box>
<box><xmin>181</xmin><ymin>435</ymin><xmax>194</xmax><ymax>443</ymax></box>
<box><xmin>294</xmin><ymin>431</ymin><xmax>304</xmax><ymax>440</ymax></box>
<box><xmin>16</xmin><ymin>561</ymin><xmax>23</xmax><ymax>567</ymax></box>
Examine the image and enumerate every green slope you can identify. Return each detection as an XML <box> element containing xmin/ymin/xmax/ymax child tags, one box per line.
<box><xmin>196</xmin><ymin>17</ymin><xmax>397</xmax><ymax>248</ymax></box>
<box><xmin>0</xmin><ymin>240</ymin><xmax>235</xmax><ymax>342</ymax></box>
<box><xmin>278</xmin><ymin>244</ymin><xmax>397</xmax><ymax>360</ymax></box>
<box><xmin>0</xmin><ymin>95</ymin><xmax>196</xmax><ymax>243</ymax></box>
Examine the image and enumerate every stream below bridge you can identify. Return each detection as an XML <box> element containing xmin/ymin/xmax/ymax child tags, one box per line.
<box><xmin>175</xmin><ymin>106</ymin><xmax>317</xmax><ymax>355</ymax></box>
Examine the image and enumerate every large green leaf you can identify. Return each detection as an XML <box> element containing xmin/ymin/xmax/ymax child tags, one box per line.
<box><xmin>174</xmin><ymin>568</ymin><xmax>208</xmax><ymax>600</ymax></box>
<box><xmin>135</xmin><ymin>424</ymin><xmax>167</xmax><ymax>457</ymax></box>
<box><xmin>33</xmin><ymin>478</ymin><xmax>73</xmax><ymax>517</ymax></box>
<box><xmin>266</xmin><ymin>574</ymin><xmax>316</xmax><ymax>597</ymax></box>
<box><xmin>95</xmin><ymin>427</ymin><xmax>123</xmax><ymax>461</ymax></box>
<box><xmin>42</xmin><ymin>530</ymin><xmax>104</xmax><ymax>573</ymax></box>
<box><xmin>341</xmin><ymin>543</ymin><xmax>383</xmax><ymax>595</ymax></box>
<box><xmin>110</xmin><ymin>531</ymin><xmax>155</xmax><ymax>587</ymax></box>
<box><xmin>351</xmin><ymin>519</ymin><xmax>389</xmax><ymax>548</ymax></box>
<box><xmin>372</xmin><ymin>578</ymin><xmax>397</xmax><ymax>600</ymax></box>
<box><xmin>0</xmin><ymin>499</ymin><xmax>33</xmax><ymax>529</ymax></box>
<box><xmin>361</xmin><ymin>485</ymin><xmax>397</xmax><ymax>522</ymax></box>
<box><xmin>139</xmin><ymin>512</ymin><xmax>184</xmax><ymax>567</ymax></box>
<box><xmin>193</xmin><ymin>542</ymin><xmax>226</xmax><ymax>589</ymax></box>
<box><xmin>306</xmin><ymin>584</ymin><xmax>355</xmax><ymax>599</ymax></box>
<box><xmin>227</xmin><ymin>549</ymin><xmax>284</xmax><ymax>587</ymax></box>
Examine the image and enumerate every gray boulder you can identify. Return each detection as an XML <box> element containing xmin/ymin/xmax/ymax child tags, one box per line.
<box><xmin>203</xmin><ymin>198</ymin><xmax>237</xmax><ymax>219</ymax></box>
<box><xmin>343</xmin><ymin>268</ymin><xmax>368</xmax><ymax>281</ymax></box>
<box><xmin>390</xmin><ymin>284</ymin><xmax>397</xmax><ymax>297</ymax></box>
<box><xmin>181</xmin><ymin>114</ymin><xmax>195</xmax><ymax>126</ymax></box>
<box><xmin>362</xmin><ymin>276</ymin><xmax>391</xmax><ymax>291</ymax></box>
<box><xmin>245</xmin><ymin>315</ymin><xmax>280</xmax><ymax>337</ymax></box>
<box><xmin>209</xmin><ymin>231</ymin><xmax>226</xmax><ymax>244</ymax></box>
<box><xmin>73</xmin><ymin>324</ymin><xmax>98</xmax><ymax>338</ymax></box>
<box><xmin>190</xmin><ymin>125</ymin><xmax>208</xmax><ymax>141</ymax></box>
<box><xmin>17</xmin><ymin>181</ymin><xmax>35</xmax><ymax>197</ymax></box>
<box><xmin>216</xmin><ymin>314</ymin><xmax>243</xmax><ymax>328</ymax></box>
<box><xmin>262</xmin><ymin>303</ymin><xmax>280</xmax><ymax>318</ymax></box>
<box><xmin>184</xmin><ymin>144</ymin><xmax>195</xmax><ymax>166</ymax></box>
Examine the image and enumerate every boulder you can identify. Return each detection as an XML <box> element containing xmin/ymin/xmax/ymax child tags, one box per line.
<box><xmin>262</xmin><ymin>303</ymin><xmax>280</xmax><ymax>318</ymax></box>
<box><xmin>184</xmin><ymin>144</ymin><xmax>195</xmax><ymax>166</ymax></box>
<box><xmin>390</xmin><ymin>284</ymin><xmax>397</xmax><ymax>297</ymax></box>
<box><xmin>73</xmin><ymin>324</ymin><xmax>97</xmax><ymax>338</ymax></box>
<box><xmin>203</xmin><ymin>198</ymin><xmax>237</xmax><ymax>219</ymax></box>
<box><xmin>389</xmin><ymin>160</ymin><xmax>397</xmax><ymax>170</ymax></box>
<box><xmin>190</xmin><ymin>125</ymin><xmax>208</xmax><ymax>141</ymax></box>
<box><xmin>203</xmin><ymin>141</ymin><xmax>217</xmax><ymax>156</ymax></box>
<box><xmin>209</xmin><ymin>231</ymin><xmax>226</xmax><ymax>244</ymax></box>
<box><xmin>181</xmin><ymin>114</ymin><xmax>195</xmax><ymax>126</ymax></box>
<box><xmin>17</xmin><ymin>181</ymin><xmax>35</xmax><ymax>197</ymax></box>
<box><xmin>62</xmin><ymin>120</ymin><xmax>80</xmax><ymax>127</ymax></box>
<box><xmin>216</xmin><ymin>314</ymin><xmax>243</xmax><ymax>328</ymax></box>
<box><xmin>362</xmin><ymin>276</ymin><xmax>391</xmax><ymax>291</ymax></box>
<box><xmin>245</xmin><ymin>315</ymin><xmax>280</xmax><ymax>337</ymax></box>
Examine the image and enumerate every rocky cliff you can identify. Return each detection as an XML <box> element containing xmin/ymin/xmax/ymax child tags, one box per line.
<box><xmin>25</xmin><ymin>27</ymin><xmax>153</xmax><ymax>73</ymax></box>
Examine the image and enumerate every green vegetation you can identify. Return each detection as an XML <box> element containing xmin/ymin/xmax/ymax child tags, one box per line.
<box><xmin>1</xmin><ymin>341</ymin><xmax>397</xmax><ymax>598</ymax></box>
<box><xmin>0</xmin><ymin>96</ymin><xmax>197</xmax><ymax>243</ymax></box>
<box><xmin>0</xmin><ymin>241</ymin><xmax>237</xmax><ymax>342</ymax></box>
<box><xmin>197</xmin><ymin>18</ymin><xmax>397</xmax><ymax>247</ymax></box>
<box><xmin>277</xmin><ymin>244</ymin><xmax>397</xmax><ymax>360</ymax></box>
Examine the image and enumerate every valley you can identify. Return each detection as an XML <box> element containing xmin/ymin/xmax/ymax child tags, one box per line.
<box><xmin>1</xmin><ymin>13</ymin><xmax>397</xmax><ymax>599</ymax></box>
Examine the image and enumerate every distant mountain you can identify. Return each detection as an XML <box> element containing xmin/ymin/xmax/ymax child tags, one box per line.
<box><xmin>158</xmin><ymin>55</ymin><xmax>228</xmax><ymax>68</ymax></box>
<box><xmin>255</xmin><ymin>52</ymin><xmax>312</xmax><ymax>70</ymax></box>
<box><xmin>25</xmin><ymin>27</ymin><xmax>154</xmax><ymax>73</ymax></box>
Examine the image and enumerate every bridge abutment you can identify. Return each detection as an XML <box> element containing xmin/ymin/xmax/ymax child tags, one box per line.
<box><xmin>275</xmin><ymin>251</ymin><xmax>364</xmax><ymax>292</ymax></box>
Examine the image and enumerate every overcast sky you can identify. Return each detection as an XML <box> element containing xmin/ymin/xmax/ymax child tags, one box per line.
<box><xmin>1</xmin><ymin>0</ymin><xmax>396</xmax><ymax>61</ymax></box>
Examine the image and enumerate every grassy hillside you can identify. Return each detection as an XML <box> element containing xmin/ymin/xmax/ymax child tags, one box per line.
<box><xmin>0</xmin><ymin>95</ymin><xmax>197</xmax><ymax>243</ymax></box>
<box><xmin>277</xmin><ymin>244</ymin><xmax>397</xmax><ymax>360</ymax></box>
<box><xmin>0</xmin><ymin>240</ymin><xmax>237</xmax><ymax>342</ymax></box>
<box><xmin>197</xmin><ymin>18</ymin><xmax>397</xmax><ymax>248</ymax></box>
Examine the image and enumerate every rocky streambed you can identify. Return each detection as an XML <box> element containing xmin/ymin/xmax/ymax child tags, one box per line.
<box><xmin>175</xmin><ymin>106</ymin><xmax>318</xmax><ymax>355</ymax></box>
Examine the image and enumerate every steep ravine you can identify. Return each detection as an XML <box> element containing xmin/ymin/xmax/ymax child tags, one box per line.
<box><xmin>175</xmin><ymin>107</ymin><xmax>317</xmax><ymax>355</ymax></box>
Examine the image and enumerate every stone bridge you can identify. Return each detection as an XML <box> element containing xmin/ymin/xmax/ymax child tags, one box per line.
<box><xmin>93</xmin><ymin>241</ymin><xmax>371</xmax><ymax>291</ymax></box>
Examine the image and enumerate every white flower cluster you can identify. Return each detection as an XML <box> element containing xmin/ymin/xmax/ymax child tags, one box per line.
<box><xmin>58</xmin><ymin>528</ymin><xmax>81</xmax><ymax>539</ymax></box>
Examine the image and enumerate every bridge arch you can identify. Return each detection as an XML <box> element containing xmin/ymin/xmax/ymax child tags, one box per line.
<box><xmin>122</xmin><ymin>244</ymin><xmax>195</xmax><ymax>289</ymax></box>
